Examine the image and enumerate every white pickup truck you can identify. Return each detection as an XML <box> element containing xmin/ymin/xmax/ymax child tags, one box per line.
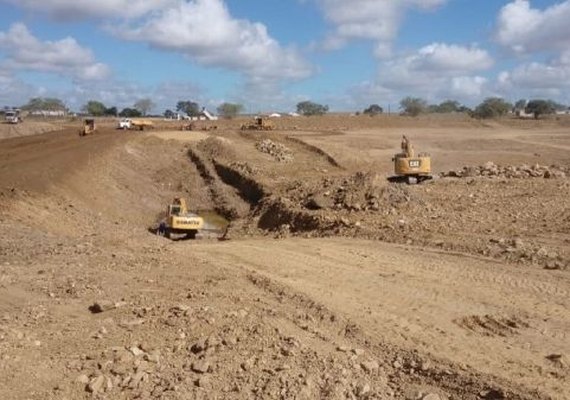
<box><xmin>118</xmin><ymin>118</ymin><xmax>133</xmax><ymax>129</ymax></box>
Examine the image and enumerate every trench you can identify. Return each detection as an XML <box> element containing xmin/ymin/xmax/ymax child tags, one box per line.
<box><xmin>183</xmin><ymin>139</ymin><xmax>343</xmax><ymax>237</ymax></box>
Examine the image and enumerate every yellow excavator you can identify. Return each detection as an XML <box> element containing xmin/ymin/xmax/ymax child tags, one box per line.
<box><xmin>157</xmin><ymin>198</ymin><xmax>204</xmax><ymax>239</ymax></box>
<box><xmin>388</xmin><ymin>135</ymin><xmax>432</xmax><ymax>184</ymax></box>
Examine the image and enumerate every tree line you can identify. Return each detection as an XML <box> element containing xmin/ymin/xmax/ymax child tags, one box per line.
<box><xmin>16</xmin><ymin>96</ymin><xmax>568</xmax><ymax>120</ymax></box>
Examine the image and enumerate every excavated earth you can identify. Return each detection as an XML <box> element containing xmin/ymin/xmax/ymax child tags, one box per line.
<box><xmin>0</xmin><ymin>115</ymin><xmax>569</xmax><ymax>400</ymax></box>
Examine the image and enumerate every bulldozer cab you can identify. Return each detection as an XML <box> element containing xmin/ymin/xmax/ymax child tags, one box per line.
<box><xmin>80</xmin><ymin>119</ymin><xmax>96</xmax><ymax>136</ymax></box>
<box><xmin>241</xmin><ymin>116</ymin><xmax>274</xmax><ymax>131</ymax></box>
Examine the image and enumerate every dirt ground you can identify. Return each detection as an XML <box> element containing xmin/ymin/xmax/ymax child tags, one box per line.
<box><xmin>0</xmin><ymin>115</ymin><xmax>569</xmax><ymax>400</ymax></box>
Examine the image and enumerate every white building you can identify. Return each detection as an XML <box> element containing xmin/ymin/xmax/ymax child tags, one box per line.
<box><xmin>177</xmin><ymin>108</ymin><xmax>218</xmax><ymax>121</ymax></box>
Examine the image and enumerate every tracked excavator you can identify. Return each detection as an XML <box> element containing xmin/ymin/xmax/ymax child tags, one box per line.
<box><xmin>157</xmin><ymin>197</ymin><xmax>204</xmax><ymax>239</ymax></box>
<box><xmin>388</xmin><ymin>135</ymin><xmax>432</xmax><ymax>184</ymax></box>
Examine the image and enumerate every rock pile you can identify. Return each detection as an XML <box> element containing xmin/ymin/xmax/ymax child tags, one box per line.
<box><xmin>255</xmin><ymin>139</ymin><xmax>293</xmax><ymax>163</ymax></box>
<box><xmin>441</xmin><ymin>162</ymin><xmax>567</xmax><ymax>179</ymax></box>
<box><xmin>485</xmin><ymin>237</ymin><xmax>567</xmax><ymax>270</ymax></box>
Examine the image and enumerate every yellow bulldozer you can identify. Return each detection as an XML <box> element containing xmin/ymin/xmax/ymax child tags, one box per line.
<box><xmin>241</xmin><ymin>116</ymin><xmax>274</xmax><ymax>131</ymax></box>
<box><xmin>388</xmin><ymin>135</ymin><xmax>432</xmax><ymax>184</ymax></box>
<box><xmin>79</xmin><ymin>119</ymin><xmax>96</xmax><ymax>136</ymax></box>
<box><xmin>157</xmin><ymin>197</ymin><xmax>204</xmax><ymax>239</ymax></box>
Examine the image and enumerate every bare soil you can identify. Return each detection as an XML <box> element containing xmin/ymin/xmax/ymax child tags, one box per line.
<box><xmin>0</xmin><ymin>115</ymin><xmax>569</xmax><ymax>400</ymax></box>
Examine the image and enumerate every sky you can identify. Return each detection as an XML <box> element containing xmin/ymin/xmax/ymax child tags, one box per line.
<box><xmin>0</xmin><ymin>0</ymin><xmax>569</xmax><ymax>114</ymax></box>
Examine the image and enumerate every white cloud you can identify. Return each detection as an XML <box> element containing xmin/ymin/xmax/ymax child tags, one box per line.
<box><xmin>346</xmin><ymin>43</ymin><xmax>493</xmax><ymax>106</ymax></box>
<box><xmin>378</xmin><ymin>43</ymin><xmax>492</xmax><ymax>94</ymax></box>
<box><xmin>152</xmin><ymin>81</ymin><xmax>206</xmax><ymax>109</ymax></box>
<box><xmin>496</xmin><ymin>0</ymin><xmax>570</xmax><ymax>54</ymax></box>
<box><xmin>449</xmin><ymin>76</ymin><xmax>487</xmax><ymax>98</ymax></box>
<box><xmin>114</xmin><ymin>0</ymin><xmax>313</xmax><ymax>85</ymax></box>
<box><xmin>315</xmin><ymin>0</ymin><xmax>447</xmax><ymax>55</ymax></box>
<box><xmin>0</xmin><ymin>23</ymin><xmax>111</xmax><ymax>81</ymax></box>
<box><xmin>497</xmin><ymin>53</ymin><xmax>570</xmax><ymax>102</ymax></box>
<box><xmin>1</xmin><ymin>0</ymin><xmax>175</xmax><ymax>20</ymax></box>
<box><xmin>0</xmin><ymin>70</ymin><xmax>44</xmax><ymax>106</ymax></box>
<box><xmin>414</xmin><ymin>43</ymin><xmax>493</xmax><ymax>72</ymax></box>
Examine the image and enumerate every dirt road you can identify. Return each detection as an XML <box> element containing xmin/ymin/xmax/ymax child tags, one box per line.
<box><xmin>0</xmin><ymin>116</ymin><xmax>568</xmax><ymax>399</ymax></box>
<box><xmin>191</xmin><ymin>238</ymin><xmax>569</xmax><ymax>397</ymax></box>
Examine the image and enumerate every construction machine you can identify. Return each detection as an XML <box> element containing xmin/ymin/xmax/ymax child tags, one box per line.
<box><xmin>80</xmin><ymin>119</ymin><xmax>96</xmax><ymax>136</ymax></box>
<box><xmin>388</xmin><ymin>135</ymin><xmax>432</xmax><ymax>184</ymax></box>
<box><xmin>241</xmin><ymin>116</ymin><xmax>274</xmax><ymax>131</ymax></box>
<box><xmin>157</xmin><ymin>197</ymin><xmax>204</xmax><ymax>239</ymax></box>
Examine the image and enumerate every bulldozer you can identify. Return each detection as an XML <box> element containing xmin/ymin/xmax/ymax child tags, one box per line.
<box><xmin>241</xmin><ymin>116</ymin><xmax>274</xmax><ymax>131</ymax></box>
<box><xmin>157</xmin><ymin>197</ymin><xmax>204</xmax><ymax>239</ymax></box>
<box><xmin>388</xmin><ymin>135</ymin><xmax>432</xmax><ymax>184</ymax></box>
<box><xmin>80</xmin><ymin>119</ymin><xmax>96</xmax><ymax>136</ymax></box>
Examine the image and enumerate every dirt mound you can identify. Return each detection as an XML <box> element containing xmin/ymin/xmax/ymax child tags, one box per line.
<box><xmin>0</xmin><ymin>120</ymin><xmax>64</xmax><ymax>140</ymax></box>
<box><xmin>228</xmin><ymin>161</ymin><xmax>258</xmax><ymax>176</ymax></box>
<box><xmin>301</xmin><ymin>173</ymin><xmax>416</xmax><ymax>212</ymax></box>
<box><xmin>196</xmin><ymin>136</ymin><xmax>236</xmax><ymax>160</ymax></box>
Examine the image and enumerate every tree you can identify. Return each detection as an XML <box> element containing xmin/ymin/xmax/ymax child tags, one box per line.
<box><xmin>105</xmin><ymin>106</ymin><xmax>118</xmax><ymax>116</ymax></box>
<box><xmin>514</xmin><ymin>99</ymin><xmax>527</xmax><ymax>111</ymax></box>
<box><xmin>546</xmin><ymin>99</ymin><xmax>567</xmax><ymax>112</ymax></box>
<box><xmin>164</xmin><ymin>109</ymin><xmax>176</xmax><ymax>119</ymax></box>
<box><xmin>399</xmin><ymin>97</ymin><xmax>428</xmax><ymax>116</ymax></box>
<box><xmin>176</xmin><ymin>101</ymin><xmax>201</xmax><ymax>117</ymax></box>
<box><xmin>433</xmin><ymin>100</ymin><xmax>461</xmax><ymax>113</ymax></box>
<box><xmin>457</xmin><ymin>105</ymin><xmax>472</xmax><ymax>114</ymax></box>
<box><xmin>216</xmin><ymin>102</ymin><xmax>244</xmax><ymax>119</ymax></box>
<box><xmin>525</xmin><ymin>99</ymin><xmax>555</xmax><ymax>119</ymax></box>
<box><xmin>473</xmin><ymin>97</ymin><xmax>512</xmax><ymax>119</ymax></box>
<box><xmin>21</xmin><ymin>97</ymin><xmax>66</xmax><ymax>112</ymax></box>
<box><xmin>363</xmin><ymin>104</ymin><xmax>383</xmax><ymax>116</ymax></box>
<box><xmin>134</xmin><ymin>98</ymin><xmax>155</xmax><ymax>116</ymax></box>
<box><xmin>119</xmin><ymin>108</ymin><xmax>142</xmax><ymax>118</ymax></box>
<box><xmin>296</xmin><ymin>101</ymin><xmax>329</xmax><ymax>116</ymax></box>
<box><xmin>82</xmin><ymin>100</ymin><xmax>107</xmax><ymax>116</ymax></box>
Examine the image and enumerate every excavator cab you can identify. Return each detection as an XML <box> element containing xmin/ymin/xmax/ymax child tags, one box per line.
<box><xmin>169</xmin><ymin>205</ymin><xmax>181</xmax><ymax>216</ymax></box>
<box><xmin>168</xmin><ymin>198</ymin><xmax>186</xmax><ymax>216</ymax></box>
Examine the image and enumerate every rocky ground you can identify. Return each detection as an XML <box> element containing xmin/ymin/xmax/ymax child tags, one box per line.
<box><xmin>0</xmin><ymin>115</ymin><xmax>569</xmax><ymax>399</ymax></box>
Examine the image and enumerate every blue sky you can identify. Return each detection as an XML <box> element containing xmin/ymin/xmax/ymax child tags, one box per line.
<box><xmin>0</xmin><ymin>0</ymin><xmax>569</xmax><ymax>113</ymax></box>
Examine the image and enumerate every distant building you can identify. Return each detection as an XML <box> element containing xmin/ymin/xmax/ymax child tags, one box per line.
<box><xmin>513</xmin><ymin>107</ymin><xmax>534</xmax><ymax>118</ymax></box>
<box><xmin>29</xmin><ymin>110</ymin><xmax>67</xmax><ymax>117</ymax></box>
<box><xmin>177</xmin><ymin>108</ymin><xmax>218</xmax><ymax>121</ymax></box>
